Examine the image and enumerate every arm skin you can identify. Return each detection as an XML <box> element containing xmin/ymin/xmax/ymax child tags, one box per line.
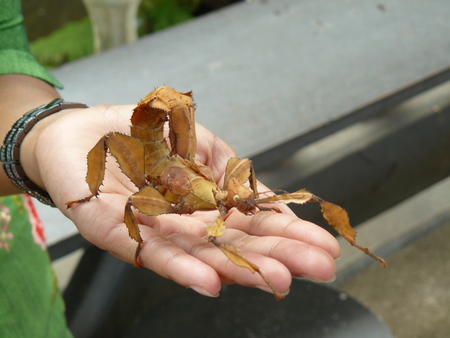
<box><xmin>0</xmin><ymin>74</ymin><xmax>60</xmax><ymax>194</ymax></box>
<box><xmin>0</xmin><ymin>74</ymin><xmax>340</xmax><ymax>297</ymax></box>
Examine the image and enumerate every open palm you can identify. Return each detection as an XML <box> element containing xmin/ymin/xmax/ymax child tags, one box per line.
<box><xmin>32</xmin><ymin>104</ymin><xmax>339</xmax><ymax>297</ymax></box>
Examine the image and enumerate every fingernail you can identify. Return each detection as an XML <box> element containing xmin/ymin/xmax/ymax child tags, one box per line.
<box><xmin>257</xmin><ymin>285</ymin><xmax>290</xmax><ymax>297</ymax></box>
<box><xmin>189</xmin><ymin>285</ymin><xmax>220</xmax><ymax>298</ymax></box>
<box><xmin>300</xmin><ymin>274</ymin><xmax>336</xmax><ymax>283</ymax></box>
<box><xmin>324</xmin><ymin>275</ymin><xmax>336</xmax><ymax>283</ymax></box>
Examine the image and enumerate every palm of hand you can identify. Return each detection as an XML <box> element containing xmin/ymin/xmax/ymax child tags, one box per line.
<box><xmin>34</xmin><ymin>105</ymin><xmax>339</xmax><ymax>297</ymax></box>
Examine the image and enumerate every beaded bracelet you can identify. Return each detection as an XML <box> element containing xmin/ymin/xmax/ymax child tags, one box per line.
<box><xmin>1</xmin><ymin>98</ymin><xmax>89</xmax><ymax>206</ymax></box>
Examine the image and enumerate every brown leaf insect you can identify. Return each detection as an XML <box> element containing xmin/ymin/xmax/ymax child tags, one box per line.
<box><xmin>67</xmin><ymin>86</ymin><xmax>386</xmax><ymax>300</ymax></box>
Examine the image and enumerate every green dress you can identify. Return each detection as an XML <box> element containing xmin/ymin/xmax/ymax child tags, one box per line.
<box><xmin>0</xmin><ymin>0</ymin><xmax>62</xmax><ymax>86</ymax></box>
<box><xmin>1</xmin><ymin>0</ymin><xmax>71</xmax><ymax>336</ymax></box>
<box><xmin>0</xmin><ymin>195</ymin><xmax>72</xmax><ymax>337</ymax></box>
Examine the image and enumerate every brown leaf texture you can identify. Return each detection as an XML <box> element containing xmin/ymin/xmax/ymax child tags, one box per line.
<box><xmin>256</xmin><ymin>189</ymin><xmax>313</xmax><ymax>205</ymax></box>
<box><xmin>205</xmin><ymin>217</ymin><xmax>226</xmax><ymax>237</ymax></box>
<box><xmin>318</xmin><ymin>198</ymin><xmax>387</xmax><ymax>268</ymax></box>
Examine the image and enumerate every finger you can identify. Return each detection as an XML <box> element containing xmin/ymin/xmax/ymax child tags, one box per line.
<box><xmin>224</xmin><ymin>210</ymin><xmax>341</xmax><ymax>259</ymax></box>
<box><xmin>93</xmin><ymin>220</ymin><xmax>224</xmax><ymax>298</ymax></box>
<box><xmin>137</xmin><ymin>228</ymin><xmax>223</xmax><ymax>296</ymax></box>
<box><xmin>194</xmin><ymin>123</ymin><xmax>237</xmax><ymax>183</ymax></box>
<box><xmin>218</xmin><ymin>229</ymin><xmax>336</xmax><ymax>283</ymax></box>
<box><xmin>137</xmin><ymin>211</ymin><xmax>216</xmax><ymax>237</ymax></box>
<box><xmin>169</xmin><ymin>232</ymin><xmax>292</xmax><ymax>296</ymax></box>
<box><xmin>63</xmin><ymin>194</ymin><xmax>222</xmax><ymax>297</ymax></box>
<box><xmin>138</xmin><ymin>212</ymin><xmax>292</xmax><ymax>296</ymax></box>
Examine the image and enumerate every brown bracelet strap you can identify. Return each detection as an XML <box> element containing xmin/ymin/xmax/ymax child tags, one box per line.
<box><xmin>1</xmin><ymin>98</ymin><xmax>89</xmax><ymax>206</ymax></box>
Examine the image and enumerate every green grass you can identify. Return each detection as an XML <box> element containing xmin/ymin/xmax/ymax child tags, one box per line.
<box><xmin>29</xmin><ymin>0</ymin><xmax>201</xmax><ymax>68</ymax></box>
<box><xmin>30</xmin><ymin>17</ymin><xmax>94</xmax><ymax>69</ymax></box>
<box><xmin>139</xmin><ymin>0</ymin><xmax>200</xmax><ymax>34</ymax></box>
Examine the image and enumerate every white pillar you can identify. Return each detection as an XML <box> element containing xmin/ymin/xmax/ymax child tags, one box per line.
<box><xmin>83</xmin><ymin>0</ymin><xmax>142</xmax><ymax>52</ymax></box>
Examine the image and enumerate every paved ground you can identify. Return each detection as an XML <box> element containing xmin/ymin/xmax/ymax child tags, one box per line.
<box><xmin>52</xmin><ymin>216</ymin><xmax>450</xmax><ymax>337</ymax></box>
<box><xmin>338</xmin><ymin>221</ymin><xmax>450</xmax><ymax>338</ymax></box>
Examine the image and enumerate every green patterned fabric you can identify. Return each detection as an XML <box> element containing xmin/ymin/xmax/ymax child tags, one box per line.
<box><xmin>0</xmin><ymin>0</ymin><xmax>72</xmax><ymax>338</ymax></box>
<box><xmin>1</xmin><ymin>2</ymin><xmax>71</xmax><ymax>335</ymax></box>
<box><xmin>0</xmin><ymin>0</ymin><xmax>63</xmax><ymax>88</ymax></box>
<box><xmin>0</xmin><ymin>195</ymin><xmax>72</xmax><ymax>337</ymax></box>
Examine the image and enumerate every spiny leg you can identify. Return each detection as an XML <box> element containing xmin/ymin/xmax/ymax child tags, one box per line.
<box><xmin>66</xmin><ymin>135</ymin><xmax>109</xmax><ymax>207</ymax></box>
<box><xmin>315</xmin><ymin>197</ymin><xmax>387</xmax><ymax>268</ymax></box>
<box><xmin>124</xmin><ymin>201</ymin><xmax>144</xmax><ymax>267</ymax></box>
<box><xmin>256</xmin><ymin>190</ymin><xmax>386</xmax><ymax>267</ymax></box>
<box><xmin>66</xmin><ymin>132</ymin><xmax>146</xmax><ymax>208</ymax></box>
<box><xmin>125</xmin><ymin>186</ymin><xmax>176</xmax><ymax>267</ymax></box>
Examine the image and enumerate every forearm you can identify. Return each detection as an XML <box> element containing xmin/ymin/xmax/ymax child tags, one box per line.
<box><xmin>0</xmin><ymin>74</ymin><xmax>60</xmax><ymax>195</ymax></box>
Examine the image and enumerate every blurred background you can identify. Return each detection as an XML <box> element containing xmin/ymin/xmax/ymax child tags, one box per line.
<box><xmin>23</xmin><ymin>0</ymin><xmax>241</xmax><ymax>68</ymax></box>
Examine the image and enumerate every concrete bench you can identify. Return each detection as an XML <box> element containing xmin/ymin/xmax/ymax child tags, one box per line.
<box><xmin>51</xmin><ymin>0</ymin><xmax>450</xmax><ymax>160</ymax></box>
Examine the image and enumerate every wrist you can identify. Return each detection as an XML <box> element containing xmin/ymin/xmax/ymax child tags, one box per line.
<box><xmin>1</xmin><ymin>99</ymin><xmax>89</xmax><ymax>206</ymax></box>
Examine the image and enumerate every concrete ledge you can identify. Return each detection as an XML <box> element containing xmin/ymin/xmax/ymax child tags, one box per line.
<box><xmin>52</xmin><ymin>0</ymin><xmax>450</xmax><ymax>158</ymax></box>
<box><xmin>257</xmin><ymin>80</ymin><xmax>450</xmax><ymax>224</ymax></box>
<box><xmin>335</xmin><ymin>175</ymin><xmax>450</xmax><ymax>280</ymax></box>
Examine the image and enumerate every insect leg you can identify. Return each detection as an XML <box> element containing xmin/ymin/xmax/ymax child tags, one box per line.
<box><xmin>66</xmin><ymin>135</ymin><xmax>109</xmax><ymax>207</ymax></box>
<box><xmin>125</xmin><ymin>186</ymin><xmax>176</xmax><ymax>267</ymax></box>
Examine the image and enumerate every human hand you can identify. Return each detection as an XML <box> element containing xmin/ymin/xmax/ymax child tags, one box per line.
<box><xmin>21</xmin><ymin>104</ymin><xmax>340</xmax><ymax>297</ymax></box>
